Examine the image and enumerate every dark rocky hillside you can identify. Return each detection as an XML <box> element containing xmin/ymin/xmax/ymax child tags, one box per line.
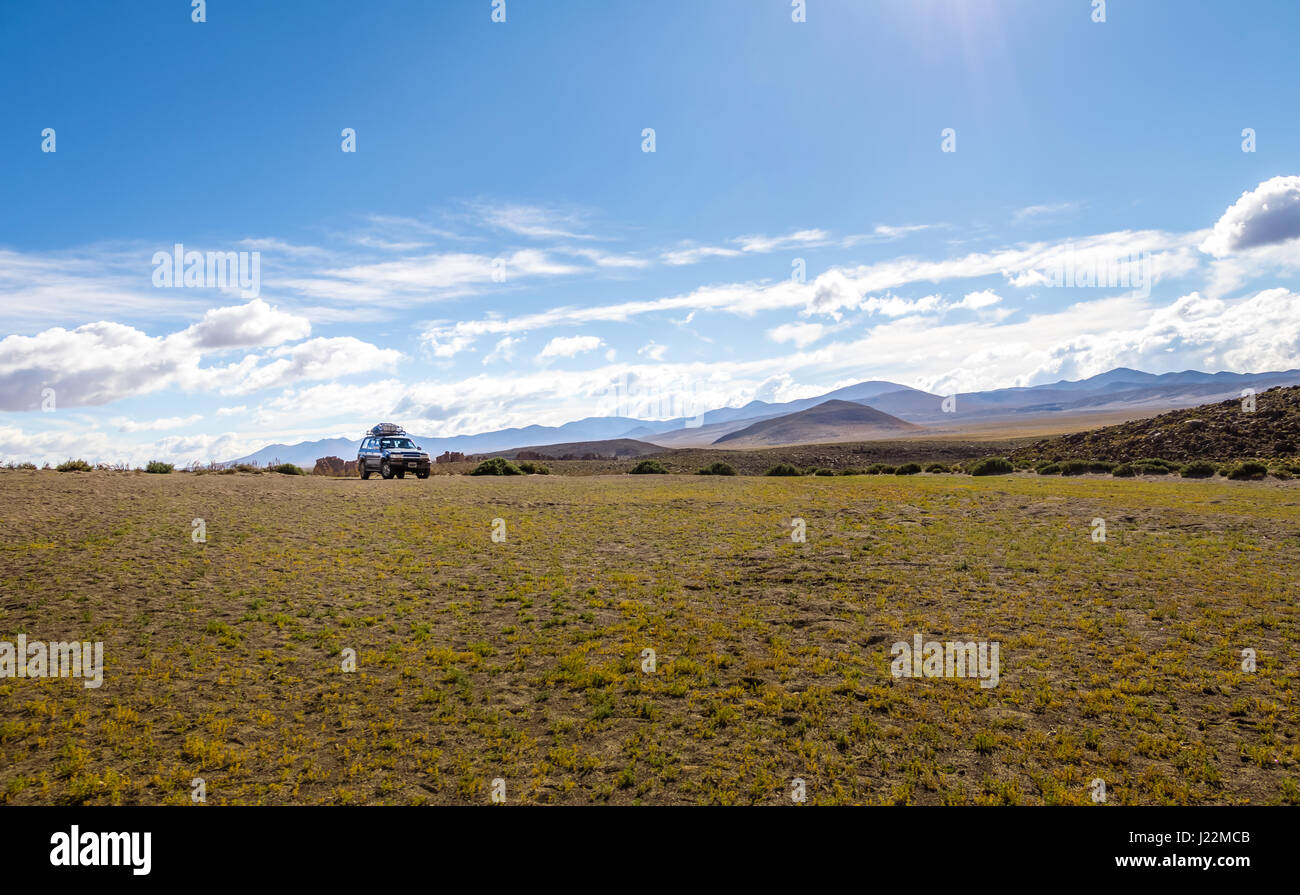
<box><xmin>1011</xmin><ymin>386</ymin><xmax>1300</xmax><ymax>463</ymax></box>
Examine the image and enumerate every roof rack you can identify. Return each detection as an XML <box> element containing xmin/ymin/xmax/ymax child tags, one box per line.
<box><xmin>368</xmin><ymin>422</ymin><xmax>408</xmax><ymax>437</ymax></box>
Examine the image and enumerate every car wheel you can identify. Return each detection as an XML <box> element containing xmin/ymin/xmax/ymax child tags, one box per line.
<box><xmin>396</xmin><ymin>469</ymin><xmax>406</xmax><ymax>479</ymax></box>
<box><xmin>381</xmin><ymin>461</ymin><xmax>394</xmax><ymax>479</ymax></box>
<box><xmin>416</xmin><ymin>470</ymin><xmax>429</xmax><ymax>479</ymax></box>
<box><xmin>359</xmin><ymin>461</ymin><xmax>370</xmax><ymax>480</ymax></box>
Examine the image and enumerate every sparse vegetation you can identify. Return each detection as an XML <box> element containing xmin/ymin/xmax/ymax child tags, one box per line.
<box><xmin>55</xmin><ymin>459</ymin><xmax>92</xmax><ymax>472</ymax></box>
<box><xmin>967</xmin><ymin>456</ymin><xmax>1013</xmax><ymax>476</ymax></box>
<box><xmin>0</xmin><ymin>468</ymin><xmax>1295</xmax><ymax>805</ymax></box>
<box><xmin>470</xmin><ymin>457</ymin><xmax>523</xmax><ymax>476</ymax></box>
<box><xmin>144</xmin><ymin>460</ymin><xmax>174</xmax><ymax>474</ymax></box>
<box><xmin>696</xmin><ymin>461</ymin><xmax>736</xmax><ymax>476</ymax></box>
<box><xmin>629</xmin><ymin>460</ymin><xmax>669</xmax><ymax>475</ymax></box>
<box><xmin>1227</xmin><ymin>461</ymin><xmax>1268</xmax><ymax>481</ymax></box>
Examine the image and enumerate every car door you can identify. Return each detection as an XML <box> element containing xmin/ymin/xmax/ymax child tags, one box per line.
<box><xmin>359</xmin><ymin>437</ymin><xmax>377</xmax><ymax>470</ymax></box>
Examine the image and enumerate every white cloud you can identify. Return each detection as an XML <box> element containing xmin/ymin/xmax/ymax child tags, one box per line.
<box><xmin>1201</xmin><ymin>175</ymin><xmax>1300</xmax><ymax>257</ymax></box>
<box><xmin>956</xmin><ymin>289</ymin><xmax>1003</xmax><ymax>310</ymax></box>
<box><xmin>859</xmin><ymin>293</ymin><xmax>944</xmax><ymax>317</ymax></box>
<box><xmin>283</xmin><ymin>249</ymin><xmax>582</xmax><ymax>305</ymax></box>
<box><xmin>0</xmin><ymin>321</ymin><xmax>191</xmax><ymax>411</ymax></box>
<box><xmin>734</xmin><ymin>229</ymin><xmax>829</xmax><ymax>253</ymax></box>
<box><xmin>484</xmin><ymin>335</ymin><xmax>523</xmax><ymax>365</ymax></box>
<box><xmin>767</xmin><ymin>322</ymin><xmax>826</xmax><ymax>348</ymax></box>
<box><xmin>1013</xmin><ymin>201</ymin><xmax>1082</xmax><ymax>223</ymax></box>
<box><xmin>111</xmin><ymin>414</ymin><xmax>203</xmax><ymax>433</ymax></box>
<box><xmin>0</xmin><ymin>301</ymin><xmax>396</xmax><ymax>410</ymax></box>
<box><xmin>660</xmin><ymin>245</ymin><xmax>743</xmax><ymax>266</ymax></box>
<box><xmin>538</xmin><ymin>335</ymin><xmax>604</xmax><ymax>360</ymax></box>
<box><xmin>475</xmin><ymin>203</ymin><xmax>595</xmax><ymax>240</ymax></box>
<box><xmin>228</xmin><ymin>337</ymin><xmax>402</xmax><ymax>394</ymax></box>
<box><xmin>637</xmin><ymin>340</ymin><xmax>668</xmax><ymax>361</ymax></box>
<box><xmin>179</xmin><ymin>298</ymin><xmax>311</xmax><ymax>349</ymax></box>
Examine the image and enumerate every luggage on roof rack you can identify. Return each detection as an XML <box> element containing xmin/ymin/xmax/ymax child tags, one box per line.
<box><xmin>369</xmin><ymin>422</ymin><xmax>407</xmax><ymax>437</ymax></box>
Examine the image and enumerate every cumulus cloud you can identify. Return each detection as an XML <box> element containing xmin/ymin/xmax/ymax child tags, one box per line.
<box><xmin>955</xmin><ymin>289</ymin><xmax>1003</xmax><ymax>310</ymax></box>
<box><xmin>178</xmin><ymin>298</ymin><xmax>311</xmax><ymax>349</ymax></box>
<box><xmin>0</xmin><ymin>321</ymin><xmax>190</xmax><ymax>411</ymax></box>
<box><xmin>1200</xmin><ymin>176</ymin><xmax>1300</xmax><ymax>257</ymax></box>
<box><xmin>228</xmin><ymin>337</ymin><xmax>402</xmax><ymax>394</ymax></box>
<box><xmin>0</xmin><ymin>301</ymin><xmax>394</xmax><ymax>410</ymax></box>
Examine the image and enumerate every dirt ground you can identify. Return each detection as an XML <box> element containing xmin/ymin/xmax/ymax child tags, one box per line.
<box><xmin>1</xmin><ymin>468</ymin><xmax>1296</xmax><ymax>804</ymax></box>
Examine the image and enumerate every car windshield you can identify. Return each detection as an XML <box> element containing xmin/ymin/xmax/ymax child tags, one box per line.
<box><xmin>381</xmin><ymin>438</ymin><xmax>416</xmax><ymax>450</ymax></box>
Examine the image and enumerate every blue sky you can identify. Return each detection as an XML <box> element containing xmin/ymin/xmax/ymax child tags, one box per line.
<box><xmin>2</xmin><ymin>0</ymin><xmax>1299</xmax><ymax>464</ymax></box>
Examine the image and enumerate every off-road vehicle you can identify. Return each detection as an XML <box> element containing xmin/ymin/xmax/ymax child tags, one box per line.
<box><xmin>357</xmin><ymin>423</ymin><xmax>431</xmax><ymax>479</ymax></box>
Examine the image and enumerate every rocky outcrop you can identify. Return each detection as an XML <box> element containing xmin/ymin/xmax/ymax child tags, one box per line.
<box><xmin>313</xmin><ymin>456</ymin><xmax>358</xmax><ymax>476</ymax></box>
<box><xmin>1012</xmin><ymin>386</ymin><xmax>1300</xmax><ymax>463</ymax></box>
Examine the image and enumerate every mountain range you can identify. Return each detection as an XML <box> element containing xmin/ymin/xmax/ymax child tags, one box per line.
<box><xmin>225</xmin><ymin>367</ymin><xmax>1300</xmax><ymax>467</ymax></box>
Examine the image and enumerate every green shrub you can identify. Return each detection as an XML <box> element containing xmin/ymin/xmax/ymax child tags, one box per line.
<box><xmin>1037</xmin><ymin>463</ymin><xmax>1062</xmax><ymax>475</ymax></box>
<box><xmin>865</xmin><ymin>463</ymin><xmax>895</xmax><ymax>475</ymax></box>
<box><xmin>1111</xmin><ymin>464</ymin><xmax>1135</xmax><ymax>477</ymax></box>
<box><xmin>1088</xmin><ymin>460</ymin><xmax>1117</xmax><ymax>473</ymax></box>
<box><xmin>1136</xmin><ymin>457</ymin><xmax>1180</xmax><ymax>471</ymax></box>
<box><xmin>56</xmin><ymin>459</ymin><xmax>92</xmax><ymax>472</ymax></box>
<box><xmin>696</xmin><ymin>461</ymin><xmax>737</xmax><ymax>476</ymax></box>
<box><xmin>838</xmin><ymin>467</ymin><xmax>863</xmax><ymax>476</ymax></box>
<box><xmin>968</xmin><ymin>456</ymin><xmax>1014</xmax><ymax>476</ymax></box>
<box><xmin>810</xmin><ymin>468</ymin><xmax>834</xmax><ymax>476</ymax></box>
<box><xmin>1269</xmin><ymin>468</ymin><xmax>1292</xmax><ymax>480</ymax></box>
<box><xmin>144</xmin><ymin>460</ymin><xmax>174</xmax><ymax>474</ymax></box>
<box><xmin>1227</xmin><ymin>461</ymin><xmax>1268</xmax><ymax>481</ymax></box>
<box><xmin>234</xmin><ymin>463</ymin><xmax>260</xmax><ymax>474</ymax></box>
<box><xmin>924</xmin><ymin>463</ymin><xmax>949</xmax><ymax>473</ymax></box>
<box><xmin>1180</xmin><ymin>460</ymin><xmax>1216</xmax><ymax>479</ymax></box>
<box><xmin>629</xmin><ymin>459</ymin><xmax>668</xmax><ymax>474</ymax></box>
<box><xmin>764</xmin><ymin>463</ymin><xmax>803</xmax><ymax>476</ymax></box>
<box><xmin>470</xmin><ymin>457</ymin><xmax>522</xmax><ymax>476</ymax></box>
<box><xmin>517</xmin><ymin>461</ymin><xmax>550</xmax><ymax>475</ymax></box>
<box><xmin>895</xmin><ymin>462</ymin><xmax>922</xmax><ymax>475</ymax></box>
<box><xmin>1059</xmin><ymin>460</ymin><xmax>1091</xmax><ymax>476</ymax></box>
<box><xmin>272</xmin><ymin>463</ymin><xmax>305</xmax><ymax>475</ymax></box>
<box><xmin>1131</xmin><ymin>462</ymin><xmax>1172</xmax><ymax>476</ymax></box>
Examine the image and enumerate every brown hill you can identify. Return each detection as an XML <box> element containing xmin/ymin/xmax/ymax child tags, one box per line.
<box><xmin>1011</xmin><ymin>385</ymin><xmax>1300</xmax><ymax>463</ymax></box>
<box><xmin>713</xmin><ymin>400</ymin><xmax>923</xmax><ymax>448</ymax></box>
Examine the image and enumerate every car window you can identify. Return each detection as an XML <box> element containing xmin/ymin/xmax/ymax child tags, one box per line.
<box><xmin>381</xmin><ymin>438</ymin><xmax>415</xmax><ymax>449</ymax></box>
<box><xmin>362</xmin><ymin>438</ymin><xmax>373</xmax><ymax>449</ymax></box>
